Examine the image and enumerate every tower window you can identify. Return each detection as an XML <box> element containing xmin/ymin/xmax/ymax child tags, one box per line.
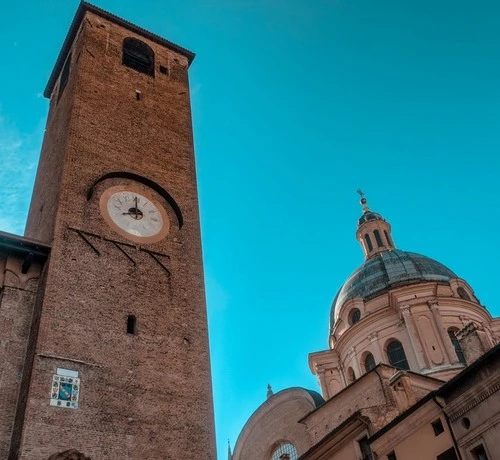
<box><xmin>387</xmin><ymin>452</ymin><xmax>397</xmax><ymax>460</ymax></box>
<box><xmin>364</xmin><ymin>353</ymin><xmax>376</xmax><ymax>372</ymax></box>
<box><xmin>374</xmin><ymin>230</ymin><xmax>384</xmax><ymax>247</ymax></box>
<box><xmin>127</xmin><ymin>315</ymin><xmax>137</xmax><ymax>335</ymax></box>
<box><xmin>384</xmin><ymin>230</ymin><xmax>393</xmax><ymax>247</ymax></box>
<box><xmin>159</xmin><ymin>65</ymin><xmax>168</xmax><ymax>75</ymax></box>
<box><xmin>457</xmin><ymin>287</ymin><xmax>471</xmax><ymax>301</ymax></box>
<box><xmin>122</xmin><ymin>37</ymin><xmax>155</xmax><ymax>76</ymax></box>
<box><xmin>386</xmin><ymin>340</ymin><xmax>410</xmax><ymax>370</ymax></box>
<box><xmin>58</xmin><ymin>53</ymin><xmax>72</xmax><ymax>101</ymax></box>
<box><xmin>349</xmin><ymin>308</ymin><xmax>361</xmax><ymax>325</ymax></box>
<box><xmin>448</xmin><ymin>328</ymin><xmax>466</xmax><ymax>364</ymax></box>
<box><xmin>364</xmin><ymin>234</ymin><xmax>373</xmax><ymax>252</ymax></box>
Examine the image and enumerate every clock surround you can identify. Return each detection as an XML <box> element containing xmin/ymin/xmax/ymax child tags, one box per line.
<box><xmin>99</xmin><ymin>185</ymin><xmax>171</xmax><ymax>244</ymax></box>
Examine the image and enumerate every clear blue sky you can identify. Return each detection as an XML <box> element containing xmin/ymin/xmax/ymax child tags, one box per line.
<box><xmin>1</xmin><ymin>1</ymin><xmax>499</xmax><ymax>458</ymax></box>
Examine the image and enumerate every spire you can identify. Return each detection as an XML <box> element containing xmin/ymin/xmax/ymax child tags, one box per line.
<box><xmin>227</xmin><ymin>439</ymin><xmax>233</xmax><ymax>460</ymax></box>
<box><xmin>355</xmin><ymin>190</ymin><xmax>395</xmax><ymax>259</ymax></box>
<box><xmin>356</xmin><ymin>188</ymin><xmax>370</xmax><ymax>213</ymax></box>
<box><xmin>266</xmin><ymin>383</ymin><xmax>274</xmax><ymax>399</ymax></box>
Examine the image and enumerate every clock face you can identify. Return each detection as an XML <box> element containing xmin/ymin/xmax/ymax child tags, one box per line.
<box><xmin>100</xmin><ymin>186</ymin><xmax>170</xmax><ymax>243</ymax></box>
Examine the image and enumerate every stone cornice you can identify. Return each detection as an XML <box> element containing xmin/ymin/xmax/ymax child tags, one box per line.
<box><xmin>443</xmin><ymin>372</ymin><xmax>500</xmax><ymax>421</ymax></box>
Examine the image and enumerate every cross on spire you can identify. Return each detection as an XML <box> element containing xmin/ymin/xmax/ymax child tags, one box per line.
<box><xmin>356</xmin><ymin>189</ymin><xmax>370</xmax><ymax>212</ymax></box>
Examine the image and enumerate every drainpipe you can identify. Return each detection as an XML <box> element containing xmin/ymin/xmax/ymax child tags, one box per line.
<box><xmin>433</xmin><ymin>396</ymin><xmax>462</xmax><ymax>460</ymax></box>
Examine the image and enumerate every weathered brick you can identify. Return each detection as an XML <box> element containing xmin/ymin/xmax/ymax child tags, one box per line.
<box><xmin>5</xmin><ymin>5</ymin><xmax>215</xmax><ymax>459</ymax></box>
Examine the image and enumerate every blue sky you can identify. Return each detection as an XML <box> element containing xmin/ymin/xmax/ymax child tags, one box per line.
<box><xmin>1</xmin><ymin>1</ymin><xmax>500</xmax><ymax>458</ymax></box>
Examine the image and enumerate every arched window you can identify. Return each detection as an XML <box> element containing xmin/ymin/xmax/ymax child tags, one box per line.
<box><xmin>384</xmin><ymin>230</ymin><xmax>393</xmax><ymax>247</ymax></box>
<box><xmin>387</xmin><ymin>340</ymin><xmax>410</xmax><ymax>370</ymax></box>
<box><xmin>448</xmin><ymin>328</ymin><xmax>466</xmax><ymax>364</ymax></box>
<box><xmin>347</xmin><ymin>367</ymin><xmax>356</xmax><ymax>384</ymax></box>
<box><xmin>349</xmin><ymin>308</ymin><xmax>361</xmax><ymax>325</ymax></box>
<box><xmin>364</xmin><ymin>353</ymin><xmax>376</xmax><ymax>372</ymax></box>
<box><xmin>374</xmin><ymin>229</ymin><xmax>384</xmax><ymax>247</ymax></box>
<box><xmin>122</xmin><ymin>37</ymin><xmax>155</xmax><ymax>76</ymax></box>
<box><xmin>271</xmin><ymin>442</ymin><xmax>298</xmax><ymax>460</ymax></box>
<box><xmin>457</xmin><ymin>287</ymin><xmax>471</xmax><ymax>301</ymax></box>
<box><xmin>364</xmin><ymin>234</ymin><xmax>373</xmax><ymax>252</ymax></box>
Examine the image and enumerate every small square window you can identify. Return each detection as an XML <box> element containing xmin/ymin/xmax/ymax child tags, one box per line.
<box><xmin>432</xmin><ymin>419</ymin><xmax>444</xmax><ymax>436</ymax></box>
<box><xmin>471</xmin><ymin>444</ymin><xmax>489</xmax><ymax>460</ymax></box>
<box><xmin>159</xmin><ymin>65</ymin><xmax>168</xmax><ymax>75</ymax></box>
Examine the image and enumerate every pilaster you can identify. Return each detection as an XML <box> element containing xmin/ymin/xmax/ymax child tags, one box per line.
<box><xmin>428</xmin><ymin>300</ymin><xmax>458</xmax><ymax>364</ymax></box>
<box><xmin>400</xmin><ymin>304</ymin><xmax>428</xmax><ymax>370</ymax></box>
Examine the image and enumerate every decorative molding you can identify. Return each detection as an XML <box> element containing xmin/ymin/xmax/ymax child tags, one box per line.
<box><xmin>448</xmin><ymin>382</ymin><xmax>500</xmax><ymax>421</ymax></box>
<box><xmin>400</xmin><ymin>304</ymin><xmax>411</xmax><ymax>314</ymax></box>
<box><xmin>427</xmin><ymin>299</ymin><xmax>439</xmax><ymax>308</ymax></box>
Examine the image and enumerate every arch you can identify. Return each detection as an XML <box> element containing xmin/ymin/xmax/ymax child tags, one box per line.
<box><xmin>386</xmin><ymin>340</ymin><xmax>410</xmax><ymax>370</ymax></box>
<box><xmin>373</xmin><ymin>229</ymin><xmax>383</xmax><ymax>247</ymax></box>
<box><xmin>87</xmin><ymin>172</ymin><xmax>183</xmax><ymax>228</ymax></box>
<box><xmin>349</xmin><ymin>308</ymin><xmax>361</xmax><ymax>325</ymax></box>
<box><xmin>48</xmin><ymin>450</ymin><xmax>91</xmax><ymax>460</ymax></box>
<box><xmin>346</xmin><ymin>367</ymin><xmax>356</xmax><ymax>384</ymax></box>
<box><xmin>448</xmin><ymin>327</ymin><xmax>466</xmax><ymax>364</ymax></box>
<box><xmin>364</xmin><ymin>353</ymin><xmax>376</xmax><ymax>372</ymax></box>
<box><xmin>364</xmin><ymin>233</ymin><xmax>373</xmax><ymax>252</ymax></box>
<box><xmin>457</xmin><ymin>287</ymin><xmax>471</xmax><ymax>301</ymax></box>
<box><xmin>384</xmin><ymin>230</ymin><xmax>393</xmax><ymax>246</ymax></box>
<box><xmin>270</xmin><ymin>442</ymin><xmax>298</xmax><ymax>460</ymax></box>
<box><xmin>122</xmin><ymin>37</ymin><xmax>155</xmax><ymax>76</ymax></box>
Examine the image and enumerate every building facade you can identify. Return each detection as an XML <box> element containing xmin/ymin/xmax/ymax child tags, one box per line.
<box><xmin>232</xmin><ymin>196</ymin><xmax>500</xmax><ymax>460</ymax></box>
<box><xmin>0</xmin><ymin>3</ymin><xmax>216</xmax><ymax>459</ymax></box>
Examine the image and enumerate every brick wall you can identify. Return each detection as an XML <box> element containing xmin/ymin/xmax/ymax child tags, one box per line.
<box><xmin>0</xmin><ymin>251</ymin><xmax>44</xmax><ymax>459</ymax></box>
<box><xmin>18</xmin><ymin>8</ymin><xmax>215</xmax><ymax>460</ymax></box>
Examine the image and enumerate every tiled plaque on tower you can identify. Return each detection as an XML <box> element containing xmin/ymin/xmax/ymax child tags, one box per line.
<box><xmin>49</xmin><ymin>369</ymin><xmax>80</xmax><ymax>409</ymax></box>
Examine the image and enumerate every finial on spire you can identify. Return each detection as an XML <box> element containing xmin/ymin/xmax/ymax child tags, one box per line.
<box><xmin>356</xmin><ymin>189</ymin><xmax>370</xmax><ymax>213</ymax></box>
<box><xmin>267</xmin><ymin>384</ymin><xmax>273</xmax><ymax>399</ymax></box>
<box><xmin>227</xmin><ymin>439</ymin><xmax>233</xmax><ymax>460</ymax></box>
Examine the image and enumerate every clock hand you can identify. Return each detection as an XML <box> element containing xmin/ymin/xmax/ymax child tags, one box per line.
<box><xmin>134</xmin><ymin>196</ymin><xmax>138</xmax><ymax>219</ymax></box>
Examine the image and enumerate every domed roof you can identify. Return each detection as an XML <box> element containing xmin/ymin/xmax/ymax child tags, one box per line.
<box><xmin>330</xmin><ymin>249</ymin><xmax>457</xmax><ymax>329</ymax></box>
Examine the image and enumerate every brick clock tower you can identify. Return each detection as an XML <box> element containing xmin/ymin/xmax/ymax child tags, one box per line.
<box><xmin>2</xmin><ymin>3</ymin><xmax>216</xmax><ymax>459</ymax></box>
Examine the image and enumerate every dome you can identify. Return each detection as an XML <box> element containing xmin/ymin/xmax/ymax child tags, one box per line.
<box><xmin>330</xmin><ymin>249</ymin><xmax>457</xmax><ymax>329</ymax></box>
